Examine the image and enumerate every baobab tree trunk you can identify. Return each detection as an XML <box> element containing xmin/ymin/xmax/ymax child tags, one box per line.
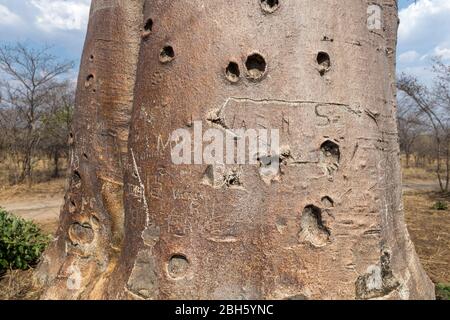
<box><xmin>36</xmin><ymin>0</ymin><xmax>435</xmax><ymax>300</ymax></box>
<box><xmin>36</xmin><ymin>0</ymin><xmax>144</xmax><ymax>299</ymax></box>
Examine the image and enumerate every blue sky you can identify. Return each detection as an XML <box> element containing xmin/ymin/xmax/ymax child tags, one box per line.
<box><xmin>0</xmin><ymin>0</ymin><xmax>449</xmax><ymax>84</ymax></box>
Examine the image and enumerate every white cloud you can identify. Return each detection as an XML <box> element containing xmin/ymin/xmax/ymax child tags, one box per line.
<box><xmin>0</xmin><ymin>0</ymin><xmax>91</xmax><ymax>66</ymax></box>
<box><xmin>433</xmin><ymin>46</ymin><xmax>450</xmax><ymax>60</ymax></box>
<box><xmin>397</xmin><ymin>0</ymin><xmax>450</xmax><ymax>84</ymax></box>
<box><xmin>30</xmin><ymin>0</ymin><xmax>90</xmax><ymax>32</ymax></box>
<box><xmin>398</xmin><ymin>50</ymin><xmax>420</xmax><ymax>63</ymax></box>
<box><xmin>399</xmin><ymin>0</ymin><xmax>450</xmax><ymax>43</ymax></box>
<box><xmin>0</xmin><ymin>4</ymin><xmax>21</xmax><ymax>26</ymax></box>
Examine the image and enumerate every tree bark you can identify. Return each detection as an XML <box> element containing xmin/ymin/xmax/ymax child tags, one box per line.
<box><xmin>21</xmin><ymin>126</ymin><xmax>34</xmax><ymax>184</ymax></box>
<box><xmin>52</xmin><ymin>150</ymin><xmax>60</xmax><ymax>178</ymax></box>
<box><xmin>36</xmin><ymin>0</ymin><xmax>144</xmax><ymax>299</ymax></box>
<box><xmin>36</xmin><ymin>0</ymin><xmax>435</xmax><ymax>300</ymax></box>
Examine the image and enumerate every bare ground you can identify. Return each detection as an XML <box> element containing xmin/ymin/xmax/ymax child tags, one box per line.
<box><xmin>403</xmin><ymin>189</ymin><xmax>450</xmax><ymax>284</ymax></box>
<box><xmin>401</xmin><ymin>167</ymin><xmax>450</xmax><ymax>286</ymax></box>
<box><xmin>0</xmin><ymin>179</ymin><xmax>65</xmax><ymax>234</ymax></box>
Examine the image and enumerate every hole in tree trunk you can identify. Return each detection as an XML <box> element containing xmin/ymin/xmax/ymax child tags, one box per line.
<box><xmin>320</xmin><ymin>140</ymin><xmax>340</xmax><ymax>177</ymax></box>
<box><xmin>225</xmin><ymin>61</ymin><xmax>240</xmax><ymax>83</ymax></box>
<box><xmin>159</xmin><ymin>45</ymin><xmax>175</xmax><ymax>63</ymax></box>
<box><xmin>245</xmin><ymin>53</ymin><xmax>267</xmax><ymax>80</ymax></box>
<box><xmin>321</xmin><ymin>140</ymin><xmax>340</xmax><ymax>162</ymax></box>
<box><xmin>317</xmin><ymin>52</ymin><xmax>331</xmax><ymax>76</ymax></box>
<box><xmin>142</xmin><ymin>18</ymin><xmax>154</xmax><ymax>39</ymax></box>
<box><xmin>299</xmin><ymin>205</ymin><xmax>330</xmax><ymax>247</ymax></box>
<box><xmin>321</xmin><ymin>196</ymin><xmax>334</xmax><ymax>208</ymax></box>
<box><xmin>144</xmin><ymin>18</ymin><xmax>153</xmax><ymax>32</ymax></box>
<box><xmin>167</xmin><ymin>254</ymin><xmax>189</xmax><ymax>279</ymax></box>
<box><xmin>260</xmin><ymin>0</ymin><xmax>280</xmax><ymax>13</ymax></box>
<box><xmin>85</xmin><ymin>74</ymin><xmax>94</xmax><ymax>88</ymax></box>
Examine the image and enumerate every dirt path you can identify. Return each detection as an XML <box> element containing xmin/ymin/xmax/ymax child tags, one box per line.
<box><xmin>1</xmin><ymin>198</ymin><xmax>63</xmax><ymax>234</ymax></box>
<box><xmin>402</xmin><ymin>181</ymin><xmax>441</xmax><ymax>192</ymax></box>
<box><xmin>0</xmin><ymin>179</ymin><xmax>65</xmax><ymax>234</ymax></box>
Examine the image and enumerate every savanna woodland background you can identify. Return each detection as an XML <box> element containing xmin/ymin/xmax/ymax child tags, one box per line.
<box><xmin>0</xmin><ymin>0</ymin><xmax>449</xmax><ymax>299</ymax></box>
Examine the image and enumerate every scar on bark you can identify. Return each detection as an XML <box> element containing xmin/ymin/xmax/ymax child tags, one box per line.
<box><xmin>72</xmin><ymin>170</ymin><xmax>82</xmax><ymax>188</ymax></box>
<box><xmin>202</xmin><ymin>165</ymin><xmax>243</xmax><ymax>188</ymax></box>
<box><xmin>257</xmin><ymin>153</ymin><xmax>282</xmax><ymax>184</ymax></box>
<box><xmin>321</xmin><ymin>196</ymin><xmax>334</xmax><ymax>208</ymax></box>
<box><xmin>319</xmin><ymin>140</ymin><xmax>340</xmax><ymax>177</ymax></box>
<box><xmin>356</xmin><ymin>250</ymin><xmax>400</xmax><ymax>299</ymax></box>
<box><xmin>206</xmin><ymin>109</ymin><xmax>229</xmax><ymax>130</ymax></box>
<box><xmin>167</xmin><ymin>254</ymin><xmax>190</xmax><ymax>279</ymax></box>
<box><xmin>321</xmin><ymin>35</ymin><xmax>334</xmax><ymax>42</ymax></box>
<box><xmin>298</xmin><ymin>205</ymin><xmax>331</xmax><ymax>247</ymax></box>
<box><xmin>68</xmin><ymin>222</ymin><xmax>94</xmax><ymax>246</ymax></box>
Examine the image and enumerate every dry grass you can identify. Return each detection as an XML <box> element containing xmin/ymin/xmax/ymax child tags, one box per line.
<box><xmin>0</xmin><ymin>269</ymin><xmax>42</xmax><ymax>300</ymax></box>
<box><xmin>0</xmin><ymin>177</ymin><xmax>66</xmax><ymax>202</ymax></box>
<box><xmin>402</xmin><ymin>166</ymin><xmax>436</xmax><ymax>183</ymax></box>
<box><xmin>401</xmin><ymin>164</ymin><xmax>450</xmax><ymax>299</ymax></box>
<box><xmin>403</xmin><ymin>190</ymin><xmax>450</xmax><ymax>284</ymax></box>
<box><xmin>0</xmin><ymin>156</ymin><xmax>68</xmax><ymax>187</ymax></box>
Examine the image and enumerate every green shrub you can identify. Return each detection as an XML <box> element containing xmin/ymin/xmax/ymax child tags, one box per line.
<box><xmin>436</xmin><ymin>283</ymin><xmax>450</xmax><ymax>300</ymax></box>
<box><xmin>0</xmin><ymin>208</ymin><xmax>50</xmax><ymax>272</ymax></box>
<box><xmin>432</xmin><ymin>201</ymin><xmax>448</xmax><ymax>210</ymax></box>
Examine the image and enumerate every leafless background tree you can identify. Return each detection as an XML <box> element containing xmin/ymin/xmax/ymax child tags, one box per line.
<box><xmin>398</xmin><ymin>57</ymin><xmax>450</xmax><ymax>192</ymax></box>
<box><xmin>0</xmin><ymin>43</ymin><xmax>74</xmax><ymax>184</ymax></box>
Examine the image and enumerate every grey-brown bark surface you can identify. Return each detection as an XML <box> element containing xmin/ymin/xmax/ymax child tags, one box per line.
<box><xmin>36</xmin><ymin>0</ymin><xmax>435</xmax><ymax>300</ymax></box>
